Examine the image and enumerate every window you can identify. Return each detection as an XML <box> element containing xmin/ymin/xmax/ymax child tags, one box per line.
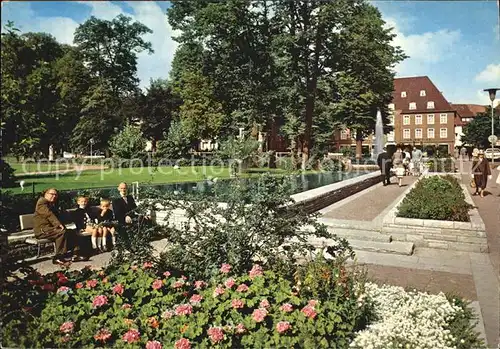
<box><xmin>420</xmin><ymin>90</ymin><xmax>426</xmax><ymax>97</ymax></box>
<box><xmin>440</xmin><ymin>113</ymin><xmax>448</xmax><ymax>124</ymax></box>
<box><xmin>415</xmin><ymin>114</ymin><xmax>422</xmax><ymax>125</ymax></box>
<box><xmin>340</xmin><ymin>129</ymin><xmax>348</xmax><ymax>140</ymax></box>
<box><xmin>427</xmin><ymin>114</ymin><xmax>435</xmax><ymax>124</ymax></box>
<box><xmin>440</xmin><ymin>128</ymin><xmax>447</xmax><ymax>138</ymax></box>
<box><xmin>428</xmin><ymin>128</ymin><xmax>435</xmax><ymax>139</ymax></box>
<box><xmin>403</xmin><ymin>115</ymin><xmax>410</xmax><ymax>125</ymax></box>
<box><xmin>401</xmin><ymin>91</ymin><xmax>407</xmax><ymax>98</ymax></box>
<box><xmin>427</xmin><ymin>101</ymin><xmax>434</xmax><ymax>109</ymax></box>
<box><xmin>403</xmin><ymin>129</ymin><xmax>410</xmax><ymax>139</ymax></box>
<box><xmin>415</xmin><ymin>128</ymin><xmax>422</xmax><ymax>139</ymax></box>
<box><xmin>409</xmin><ymin>102</ymin><xmax>416</xmax><ymax>110</ymax></box>
<box><xmin>388</xmin><ymin>103</ymin><xmax>395</xmax><ymax>110</ymax></box>
<box><xmin>388</xmin><ymin>115</ymin><xmax>394</xmax><ymax>125</ymax></box>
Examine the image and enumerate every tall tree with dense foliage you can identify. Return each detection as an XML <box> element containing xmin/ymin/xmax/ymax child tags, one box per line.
<box><xmin>462</xmin><ymin>107</ymin><xmax>500</xmax><ymax>148</ymax></box>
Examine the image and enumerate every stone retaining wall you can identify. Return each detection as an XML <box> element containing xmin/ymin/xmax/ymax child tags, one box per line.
<box><xmin>382</xmin><ymin>173</ymin><xmax>488</xmax><ymax>253</ymax></box>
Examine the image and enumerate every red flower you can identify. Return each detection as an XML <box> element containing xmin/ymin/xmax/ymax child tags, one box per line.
<box><xmin>194</xmin><ymin>280</ymin><xmax>207</xmax><ymax>289</ymax></box>
<box><xmin>224</xmin><ymin>278</ymin><xmax>235</xmax><ymax>289</ymax></box>
<box><xmin>231</xmin><ymin>299</ymin><xmax>244</xmax><ymax>309</ymax></box>
<box><xmin>57</xmin><ymin>275</ymin><xmax>69</xmax><ymax>285</ymax></box>
<box><xmin>207</xmin><ymin>327</ymin><xmax>224</xmax><ymax>344</ymax></box>
<box><xmin>236</xmin><ymin>284</ymin><xmax>249</xmax><ymax>292</ymax></box>
<box><xmin>252</xmin><ymin>308</ymin><xmax>268</xmax><ymax>322</ymax></box>
<box><xmin>249</xmin><ymin>264</ymin><xmax>263</xmax><ymax>279</ymax></box>
<box><xmin>280</xmin><ymin>303</ymin><xmax>293</xmax><ymax>312</ymax></box>
<box><xmin>163</xmin><ymin>271</ymin><xmax>171</xmax><ymax>278</ymax></box>
<box><xmin>213</xmin><ymin>286</ymin><xmax>225</xmax><ymax>297</ymax></box>
<box><xmin>86</xmin><ymin>279</ymin><xmax>98</xmax><ymax>288</ymax></box>
<box><xmin>112</xmin><ymin>283</ymin><xmax>124</xmax><ymax>295</ymax></box>
<box><xmin>75</xmin><ymin>282</ymin><xmax>83</xmax><ymax>289</ymax></box>
<box><xmin>259</xmin><ymin>299</ymin><xmax>270</xmax><ymax>308</ymax></box>
<box><xmin>235</xmin><ymin>323</ymin><xmax>246</xmax><ymax>334</ymax></box>
<box><xmin>152</xmin><ymin>279</ymin><xmax>163</xmax><ymax>290</ymax></box>
<box><xmin>174</xmin><ymin>304</ymin><xmax>193</xmax><ymax>316</ymax></box>
<box><xmin>175</xmin><ymin>338</ymin><xmax>191</xmax><ymax>349</ymax></box>
<box><xmin>301</xmin><ymin>305</ymin><xmax>317</xmax><ymax>319</ymax></box>
<box><xmin>59</xmin><ymin>321</ymin><xmax>74</xmax><ymax>334</ymax></box>
<box><xmin>146</xmin><ymin>340</ymin><xmax>163</xmax><ymax>349</ymax></box>
<box><xmin>220</xmin><ymin>263</ymin><xmax>231</xmax><ymax>274</ymax></box>
<box><xmin>189</xmin><ymin>294</ymin><xmax>203</xmax><ymax>304</ymax></box>
<box><xmin>276</xmin><ymin>321</ymin><xmax>291</xmax><ymax>334</ymax></box>
<box><xmin>122</xmin><ymin>329</ymin><xmax>140</xmax><ymax>343</ymax></box>
<box><xmin>42</xmin><ymin>284</ymin><xmax>55</xmax><ymax>292</ymax></box>
<box><xmin>57</xmin><ymin>286</ymin><xmax>70</xmax><ymax>294</ymax></box>
<box><xmin>143</xmin><ymin>261</ymin><xmax>153</xmax><ymax>269</ymax></box>
<box><xmin>94</xmin><ymin>329</ymin><xmax>112</xmax><ymax>342</ymax></box>
<box><xmin>92</xmin><ymin>295</ymin><xmax>108</xmax><ymax>308</ymax></box>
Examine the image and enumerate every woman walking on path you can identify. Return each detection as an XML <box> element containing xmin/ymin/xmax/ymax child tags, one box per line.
<box><xmin>471</xmin><ymin>150</ymin><xmax>492</xmax><ymax>197</ymax></box>
<box><xmin>392</xmin><ymin>147</ymin><xmax>405</xmax><ymax>187</ymax></box>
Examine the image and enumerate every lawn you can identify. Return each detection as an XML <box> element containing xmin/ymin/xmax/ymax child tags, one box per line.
<box><xmin>7</xmin><ymin>166</ymin><xmax>304</xmax><ymax>194</ymax></box>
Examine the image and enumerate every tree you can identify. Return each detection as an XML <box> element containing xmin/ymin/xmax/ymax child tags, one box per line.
<box><xmin>156</xmin><ymin>120</ymin><xmax>192</xmax><ymax>159</ymax></box>
<box><xmin>73</xmin><ymin>14</ymin><xmax>153</xmax><ymax>95</ymax></box>
<box><xmin>109</xmin><ymin>123</ymin><xmax>147</xmax><ymax>160</ymax></box>
<box><xmin>462</xmin><ymin>107</ymin><xmax>500</xmax><ymax>148</ymax></box>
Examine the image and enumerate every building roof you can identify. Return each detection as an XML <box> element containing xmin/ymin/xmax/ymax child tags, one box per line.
<box><xmin>392</xmin><ymin>76</ymin><xmax>454</xmax><ymax>113</ymax></box>
<box><xmin>451</xmin><ymin>104</ymin><xmax>487</xmax><ymax>118</ymax></box>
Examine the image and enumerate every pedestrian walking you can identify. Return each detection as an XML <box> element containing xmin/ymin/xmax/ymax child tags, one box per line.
<box><xmin>377</xmin><ymin>147</ymin><xmax>393</xmax><ymax>186</ymax></box>
<box><xmin>411</xmin><ymin>146</ymin><xmax>423</xmax><ymax>176</ymax></box>
<box><xmin>471</xmin><ymin>150</ymin><xmax>492</xmax><ymax>197</ymax></box>
<box><xmin>392</xmin><ymin>147</ymin><xmax>405</xmax><ymax>187</ymax></box>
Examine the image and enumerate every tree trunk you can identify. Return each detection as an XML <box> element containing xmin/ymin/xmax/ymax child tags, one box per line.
<box><xmin>355</xmin><ymin>131</ymin><xmax>363</xmax><ymax>160</ymax></box>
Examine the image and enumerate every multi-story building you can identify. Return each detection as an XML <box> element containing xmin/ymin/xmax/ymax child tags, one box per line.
<box><xmin>390</xmin><ymin>76</ymin><xmax>458</xmax><ymax>154</ymax></box>
<box><xmin>450</xmin><ymin>104</ymin><xmax>487</xmax><ymax>147</ymax></box>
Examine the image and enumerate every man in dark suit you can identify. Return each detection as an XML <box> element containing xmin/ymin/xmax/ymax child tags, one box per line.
<box><xmin>377</xmin><ymin>147</ymin><xmax>393</xmax><ymax>186</ymax></box>
<box><xmin>112</xmin><ymin>182</ymin><xmax>137</xmax><ymax>225</ymax></box>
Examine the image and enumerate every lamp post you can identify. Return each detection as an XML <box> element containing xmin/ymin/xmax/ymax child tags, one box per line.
<box><xmin>483</xmin><ymin>88</ymin><xmax>499</xmax><ymax>164</ymax></box>
<box><xmin>89</xmin><ymin>138</ymin><xmax>95</xmax><ymax>165</ymax></box>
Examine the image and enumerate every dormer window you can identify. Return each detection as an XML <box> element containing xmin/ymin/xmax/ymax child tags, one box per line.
<box><xmin>388</xmin><ymin>103</ymin><xmax>395</xmax><ymax>110</ymax></box>
<box><xmin>420</xmin><ymin>90</ymin><xmax>426</xmax><ymax>97</ymax></box>
<box><xmin>427</xmin><ymin>101</ymin><xmax>435</xmax><ymax>109</ymax></box>
<box><xmin>409</xmin><ymin>102</ymin><xmax>416</xmax><ymax>110</ymax></box>
<box><xmin>401</xmin><ymin>91</ymin><xmax>407</xmax><ymax>98</ymax></box>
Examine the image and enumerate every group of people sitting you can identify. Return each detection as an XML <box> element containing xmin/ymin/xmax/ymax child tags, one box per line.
<box><xmin>33</xmin><ymin>182</ymin><xmax>138</xmax><ymax>265</ymax></box>
<box><xmin>377</xmin><ymin>146</ymin><xmax>423</xmax><ymax>187</ymax></box>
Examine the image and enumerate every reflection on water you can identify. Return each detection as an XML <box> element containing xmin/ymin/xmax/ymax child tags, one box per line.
<box><xmin>142</xmin><ymin>171</ymin><xmax>370</xmax><ymax>197</ymax></box>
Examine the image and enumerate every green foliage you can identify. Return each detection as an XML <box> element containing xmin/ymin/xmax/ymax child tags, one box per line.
<box><xmin>216</xmin><ymin>137</ymin><xmax>260</xmax><ymax>174</ymax></box>
<box><xmin>445</xmin><ymin>295</ymin><xmax>487</xmax><ymax>349</ymax></box>
<box><xmin>1</xmin><ymin>160</ymin><xmax>17</xmax><ymax>188</ymax></box>
<box><xmin>155</xmin><ymin>120</ymin><xmax>193</xmax><ymax>160</ymax></box>
<box><xmin>109</xmin><ymin>124</ymin><xmax>147</xmax><ymax>160</ymax></box>
<box><xmin>397</xmin><ymin>175</ymin><xmax>473</xmax><ymax>222</ymax></box>
<box><xmin>426</xmin><ymin>157</ymin><xmax>456</xmax><ymax>173</ymax></box>
<box><xmin>462</xmin><ymin>110</ymin><xmax>500</xmax><ymax>148</ymax></box>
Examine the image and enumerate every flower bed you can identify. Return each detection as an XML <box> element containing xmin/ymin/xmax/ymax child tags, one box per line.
<box><xmin>397</xmin><ymin>175</ymin><xmax>473</xmax><ymax>222</ymax></box>
<box><xmin>1</xmin><ymin>261</ymin><xmax>484</xmax><ymax>348</ymax></box>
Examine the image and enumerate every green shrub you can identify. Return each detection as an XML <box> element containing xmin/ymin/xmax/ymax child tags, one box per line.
<box><xmin>445</xmin><ymin>295</ymin><xmax>487</xmax><ymax>349</ymax></box>
<box><xmin>0</xmin><ymin>159</ymin><xmax>17</xmax><ymax>188</ymax></box>
<box><xmin>319</xmin><ymin>158</ymin><xmax>345</xmax><ymax>172</ymax></box>
<box><xmin>397</xmin><ymin>175</ymin><xmax>473</xmax><ymax>222</ymax></box>
<box><xmin>109</xmin><ymin>124</ymin><xmax>148</xmax><ymax>160</ymax></box>
<box><xmin>426</xmin><ymin>157</ymin><xmax>456</xmax><ymax>173</ymax></box>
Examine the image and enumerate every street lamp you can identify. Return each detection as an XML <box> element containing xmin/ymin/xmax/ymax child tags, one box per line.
<box><xmin>89</xmin><ymin>138</ymin><xmax>95</xmax><ymax>165</ymax></box>
<box><xmin>483</xmin><ymin>88</ymin><xmax>499</xmax><ymax>164</ymax></box>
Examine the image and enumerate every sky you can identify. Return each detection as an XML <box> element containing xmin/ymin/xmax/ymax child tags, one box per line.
<box><xmin>1</xmin><ymin>0</ymin><xmax>499</xmax><ymax>107</ymax></box>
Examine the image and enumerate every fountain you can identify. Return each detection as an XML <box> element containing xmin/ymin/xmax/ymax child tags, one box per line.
<box><xmin>372</xmin><ymin>109</ymin><xmax>385</xmax><ymax>160</ymax></box>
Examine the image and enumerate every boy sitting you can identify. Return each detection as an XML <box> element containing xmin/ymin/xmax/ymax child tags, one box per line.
<box><xmin>73</xmin><ymin>196</ymin><xmax>101</xmax><ymax>253</ymax></box>
<box><xmin>96</xmin><ymin>199</ymin><xmax>117</xmax><ymax>251</ymax></box>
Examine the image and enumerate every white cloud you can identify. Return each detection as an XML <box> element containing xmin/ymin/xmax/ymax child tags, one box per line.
<box><xmin>475</xmin><ymin>89</ymin><xmax>500</xmax><ymax>107</ymax></box>
<box><xmin>475</xmin><ymin>63</ymin><xmax>500</xmax><ymax>84</ymax></box>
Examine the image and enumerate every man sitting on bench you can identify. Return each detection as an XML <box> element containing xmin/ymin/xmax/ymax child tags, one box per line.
<box><xmin>33</xmin><ymin>188</ymin><xmax>88</xmax><ymax>265</ymax></box>
<box><xmin>112</xmin><ymin>182</ymin><xmax>137</xmax><ymax>225</ymax></box>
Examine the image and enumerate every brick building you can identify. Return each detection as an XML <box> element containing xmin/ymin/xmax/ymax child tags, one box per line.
<box><xmin>450</xmin><ymin>104</ymin><xmax>487</xmax><ymax>147</ymax></box>
<box><xmin>390</xmin><ymin>76</ymin><xmax>458</xmax><ymax>154</ymax></box>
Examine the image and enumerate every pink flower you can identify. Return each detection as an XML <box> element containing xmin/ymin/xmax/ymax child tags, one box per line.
<box><xmin>207</xmin><ymin>327</ymin><xmax>225</xmax><ymax>344</ymax></box>
<box><xmin>146</xmin><ymin>341</ymin><xmax>162</xmax><ymax>349</ymax></box>
<box><xmin>220</xmin><ymin>263</ymin><xmax>231</xmax><ymax>273</ymax></box>
<box><xmin>235</xmin><ymin>323</ymin><xmax>247</xmax><ymax>334</ymax></box>
<box><xmin>213</xmin><ymin>286</ymin><xmax>225</xmax><ymax>297</ymax></box>
<box><xmin>276</xmin><ymin>321</ymin><xmax>291</xmax><ymax>334</ymax></box>
<box><xmin>301</xmin><ymin>305</ymin><xmax>317</xmax><ymax>319</ymax></box>
<box><xmin>75</xmin><ymin>282</ymin><xmax>83</xmax><ymax>289</ymax></box>
<box><xmin>92</xmin><ymin>295</ymin><xmax>108</xmax><ymax>308</ymax></box>
<box><xmin>190</xmin><ymin>294</ymin><xmax>203</xmax><ymax>304</ymax></box>
<box><xmin>175</xmin><ymin>304</ymin><xmax>193</xmax><ymax>316</ymax></box>
<box><xmin>175</xmin><ymin>338</ymin><xmax>191</xmax><ymax>349</ymax></box>
<box><xmin>122</xmin><ymin>329</ymin><xmax>140</xmax><ymax>343</ymax></box>
<box><xmin>280</xmin><ymin>303</ymin><xmax>294</xmax><ymax>312</ymax></box>
<box><xmin>94</xmin><ymin>329</ymin><xmax>112</xmax><ymax>342</ymax></box>
<box><xmin>181</xmin><ymin>275</ymin><xmax>187</xmax><ymax>280</ymax></box>
<box><xmin>152</xmin><ymin>279</ymin><xmax>163</xmax><ymax>290</ymax></box>
<box><xmin>249</xmin><ymin>264</ymin><xmax>263</xmax><ymax>279</ymax></box>
<box><xmin>122</xmin><ymin>303</ymin><xmax>132</xmax><ymax>309</ymax></box>
<box><xmin>259</xmin><ymin>299</ymin><xmax>270</xmax><ymax>308</ymax></box>
<box><xmin>231</xmin><ymin>299</ymin><xmax>244</xmax><ymax>309</ymax></box>
<box><xmin>86</xmin><ymin>279</ymin><xmax>98</xmax><ymax>288</ymax></box>
<box><xmin>57</xmin><ymin>286</ymin><xmax>70</xmax><ymax>294</ymax></box>
<box><xmin>162</xmin><ymin>310</ymin><xmax>174</xmax><ymax>319</ymax></box>
<box><xmin>163</xmin><ymin>271</ymin><xmax>171</xmax><ymax>278</ymax></box>
<box><xmin>308</xmin><ymin>299</ymin><xmax>318</xmax><ymax>307</ymax></box>
<box><xmin>236</xmin><ymin>284</ymin><xmax>249</xmax><ymax>292</ymax></box>
<box><xmin>173</xmin><ymin>280</ymin><xmax>185</xmax><ymax>289</ymax></box>
<box><xmin>252</xmin><ymin>308</ymin><xmax>268</xmax><ymax>322</ymax></box>
<box><xmin>194</xmin><ymin>280</ymin><xmax>207</xmax><ymax>289</ymax></box>
<box><xmin>143</xmin><ymin>261</ymin><xmax>153</xmax><ymax>269</ymax></box>
<box><xmin>59</xmin><ymin>321</ymin><xmax>74</xmax><ymax>333</ymax></box>
<box><xmin>112</xmin><ymin>283</ymin><xmax>124</xmax><ymax>295</ymax></box>
<box><xmin>224</xmin><ymin>278</ymin><xmax>235</xmax><ymax>288</ymax></box>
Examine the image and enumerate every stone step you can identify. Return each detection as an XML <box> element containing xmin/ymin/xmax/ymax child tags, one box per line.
<box><xmin>318</xmin><ymin>218</ymin><xmax>380</xmax><ymax>231</ymax></box>
<box><xmin>349</xmin><ymin>239</ymin><xmax>415</xmax><ymax>256</ymax></box>
<box><xmin>326</xmin><ymin>227</ymin><xmax>391</xmax><ymax>243</ymax></box>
